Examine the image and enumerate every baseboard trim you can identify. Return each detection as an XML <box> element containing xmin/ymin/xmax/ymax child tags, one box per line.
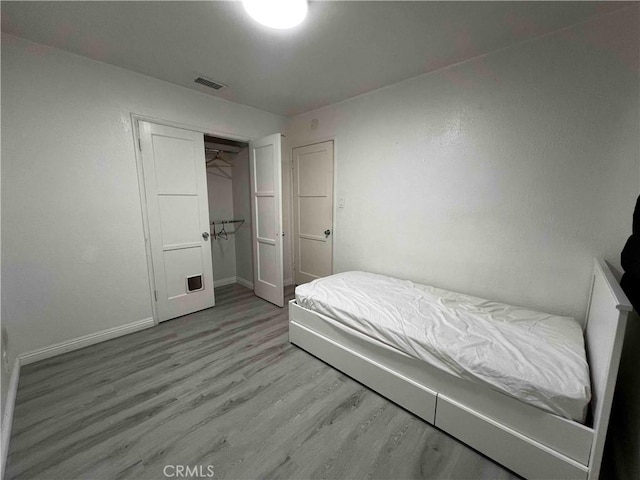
<box><xmin>235</xmin><ymin>277</ymin><xmax>254</xmax><ymax>289</ymax></box>
<box><xmin>214</xmin><ymin>276</ymin><xmax>237</xmax><ymax>288</ymax></box>
<box><xmin>1</xmin><ymin>358</ymin><xmax>20</xmax><ymax>480</ymax></box>
<box><xmin>284</xmin><ymin>278</ymin><xmax>293</xmax><ymax>287</ymax></box>
<box><xmin>18</xmin><ymin>317</ymin><xmax>155</xmax><ymax>366</ymax></box>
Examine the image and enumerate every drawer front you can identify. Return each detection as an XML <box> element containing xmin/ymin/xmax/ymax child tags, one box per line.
<box><xmin>290</xmin><ymin>321</ymin><xmax>437</xmax><ymax>423</ymax></box>
<box><xmin>435</xmin><ymin>395</ymin><xmax>588</xmax><ymax>480</ymax></box>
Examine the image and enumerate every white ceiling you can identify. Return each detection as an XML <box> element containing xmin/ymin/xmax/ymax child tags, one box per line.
<box><xmin>1</xmin><ymin>1</ymin><xmax>627</xmax><ymax>116</ymax></box>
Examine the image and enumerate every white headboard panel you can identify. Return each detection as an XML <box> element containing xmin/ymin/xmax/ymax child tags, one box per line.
<box><xmin>585</xmin><ymin>258</ymin><xmax>632</xmax><ymax>479</ymax></box>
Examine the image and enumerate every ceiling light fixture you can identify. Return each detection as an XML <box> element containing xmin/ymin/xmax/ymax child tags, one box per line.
<box><xmin>242</xmin><ymin>0</ymin><xmax>308</xmax><ymax>29</ymax></box>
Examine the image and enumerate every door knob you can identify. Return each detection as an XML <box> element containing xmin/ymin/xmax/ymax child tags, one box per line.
<box><xmin>324</xmin><ymin>229</ymin><xmax>331</xmax><ymax>236</ymax></box>
<box><xmin>202</xmin><ymin>232</ymin><xmax>210</xmax><ymax>241</ymax></box>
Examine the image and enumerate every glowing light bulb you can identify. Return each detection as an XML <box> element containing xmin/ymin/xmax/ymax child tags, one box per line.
<box><xmin>242</xmin><ymin>0</ymin><xmax>308</xmax><ymax>29</ymax></box>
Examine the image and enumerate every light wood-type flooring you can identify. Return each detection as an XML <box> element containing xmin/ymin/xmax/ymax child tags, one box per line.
<box><xmin>7</xmin><ymin>284</ymin><xmax>520</xmax><ymax>480</ymax></box>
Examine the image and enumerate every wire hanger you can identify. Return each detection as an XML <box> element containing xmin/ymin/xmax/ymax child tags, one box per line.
<box><xmin>218</xmin><ymin>222</ymin><xmax>228</xmax><ymax>240</ymax></box>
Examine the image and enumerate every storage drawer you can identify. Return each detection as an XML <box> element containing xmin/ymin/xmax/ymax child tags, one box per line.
<box><xmin>290</xmin><ymin>321</ymin><xmax>437</xmax><ymax>423</ymax></box>
<box><xmin>435</xmin><ymin>395</ymin><xmax>588</xmax><ymax>480</ymax></box>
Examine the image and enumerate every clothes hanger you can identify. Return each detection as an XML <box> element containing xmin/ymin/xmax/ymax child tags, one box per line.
<box><xmin>219</xmin><ymin>223</ymin><xmax>228</xmax><ymax>240</ymax></box>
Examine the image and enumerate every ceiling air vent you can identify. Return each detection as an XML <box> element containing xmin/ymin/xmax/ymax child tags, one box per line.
<box><xmin>194</xmin><ymin>76</ymin><xmax>226</xmax><ymax>90</ymax></box>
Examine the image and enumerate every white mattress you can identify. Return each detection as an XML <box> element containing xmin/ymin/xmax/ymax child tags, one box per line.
<box><xmin>295</xmin><ymin>271</ymin><xmax>591</xmax><ymax>422</ymax></box>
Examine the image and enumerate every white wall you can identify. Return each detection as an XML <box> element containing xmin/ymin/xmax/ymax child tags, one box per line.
<box><xmin>1</xmin><ymin>33</ymin><xmax>286</xmax><ymax>357</ymax></box>
<box><xmin>207</xmin><ymin>154</ymin><xmax>237</xmax><ymax>284</ymax></box>
<box><xmin>287</xmin><ymin>7</ymin><xmax>639</xmax><ymax>323</ymax></box>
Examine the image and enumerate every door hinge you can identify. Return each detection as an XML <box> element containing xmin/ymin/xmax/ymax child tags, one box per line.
<box><xmin>138</xmin><ymin>138</ymin><xmax>142</xmax><ymax>151</ymax></box>
<box><xmin>154</xmin><ymin>290</ymin><xmax>158</xmax><ymax>301</ymax></box>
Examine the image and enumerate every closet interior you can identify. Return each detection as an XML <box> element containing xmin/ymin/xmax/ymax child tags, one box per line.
<box><xmin>204</xmin><ymin>134</ymin><xmax>253</xmax><ymax>289</ymax></box>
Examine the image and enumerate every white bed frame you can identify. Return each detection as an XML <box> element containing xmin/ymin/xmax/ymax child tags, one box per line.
<box><xmin>288</xmin><ymin>259</ymin><xmax>631</xmax><ymax>480</ymax></box>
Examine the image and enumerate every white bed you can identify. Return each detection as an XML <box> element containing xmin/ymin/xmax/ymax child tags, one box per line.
<box><xmin>295</xmin><ymin>271</ymin><xmax>591</xmax><ymax>422</ymax></box>
<box><xmin>288</xmin><ymin>259</ymin><xmax>631</xmax><ymax>480</ymax></box>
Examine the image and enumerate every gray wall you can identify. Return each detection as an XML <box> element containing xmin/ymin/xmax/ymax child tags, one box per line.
<box><xmin>232</xmin><ymin>148</ymin><xmax>253</xmax><ymax>285</ymax></box>
<box><xmin>207</xmin><ymin>153</ymin><xmax>237</xmax><ymax>283</ymax></box>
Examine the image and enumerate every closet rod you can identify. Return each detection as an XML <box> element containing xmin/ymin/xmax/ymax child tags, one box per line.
<box><xmin>211</xmin><ymin>219</ymin><xmax>245</xmax><ymax>225</ymax></box>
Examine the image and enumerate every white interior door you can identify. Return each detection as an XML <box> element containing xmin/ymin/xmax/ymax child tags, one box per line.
<box><xmin>249</xmin><ymin>134</ymin><xmax>284</xmax><ymax>307</ymax></box>
<box><xmin>292</xmin><ymin>141</ymin><xmax>334</xmax><ymax>285</ymax></box>
<box><xmin>139</xmin><ymin>121</ymin><xmax>215</xmax><ymax>322</ymax></box>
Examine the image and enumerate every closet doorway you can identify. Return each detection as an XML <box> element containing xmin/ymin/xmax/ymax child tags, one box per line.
<box><xmin>135</xmin><ymin>116</ymin><xmax>286</xmax><ymax>325</ymax></box>
<box><xmin>205</xmin><ymin>134</ymin><xmax>252</xmax><ymax>291</ymax></box>
<box><xmin>206</xmin><ymin>133</ymin><xmax>286</xmax><ymax>308</ymax></box>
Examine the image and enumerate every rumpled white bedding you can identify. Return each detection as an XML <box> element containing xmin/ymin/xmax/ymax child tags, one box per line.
<box><xmin>295</xmin><ymin>271</ymin><xmax>591</xmax><ymax>422</ymax></box>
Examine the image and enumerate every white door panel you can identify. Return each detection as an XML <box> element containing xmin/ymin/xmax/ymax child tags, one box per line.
<box><xmin>140</xmin><ymin>121</ymin><xmax>214</xmax><ymax>321</ymax></box>
<box><xmin>293</xmin><ymin>141</ymin><xmax>334</xmax><ymax>285</ymax></box>
<box><xmin>250</xmin><ymin>134</ymin><xmax>284</xmax><ymax>307</ymax></box>
<box><xmin>158</xmin><ymin>196</ymin><xmax>200</xmax><ymax>246</ymax></box>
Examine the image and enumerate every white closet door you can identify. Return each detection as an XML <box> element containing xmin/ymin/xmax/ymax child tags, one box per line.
<box><xmin>140</xmin><ymin>121</ymin><xmax>215</xmax><ymax>322</ymax></box>
<box><xmin>249</xmin><ymin>134</ymin><xmax>284</xmax><ymax>307</ymax></box>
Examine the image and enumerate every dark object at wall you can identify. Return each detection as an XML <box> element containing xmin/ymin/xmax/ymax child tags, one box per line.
<box><xmin>633</xmin><ymin>196</ymin><xmax>640</xmax><ymax>235</ymax></box>
<box><xmin>621</xmin><ymin>274</ymin><xmax>640</xmax><ymax>313</ymax></box>
<box><xmin>622</xmin><ymin>236</ymin><xmax>640</xmax><ymax>276</ymax></box>
<box><xmin>621</xmin><ymin>195</ymin><xmax>640</xmax><ymax>311</ymax></box>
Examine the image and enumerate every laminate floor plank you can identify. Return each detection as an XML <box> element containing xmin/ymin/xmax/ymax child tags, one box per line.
<box><xmin>7</xmin><ymin>284</ymin><xmax>520</xmax><ymax>480</ymax></box>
